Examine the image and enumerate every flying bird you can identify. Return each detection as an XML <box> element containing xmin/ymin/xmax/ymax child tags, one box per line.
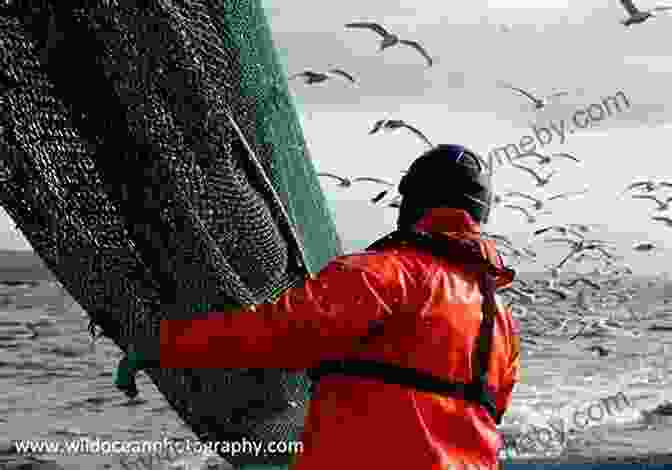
<box><xmin>352</xmin><ymin>177</ymin><xmax>394</xmax><ymax>187</ymax></box>
<box><xmin>618</xmin><ymin>0</ymin><xmax>672</xmax><ymax>26</ymax></box>
<box><xmin>371</xmin><ymin>190</ymin><xmax>389</xmax><ymax>203</ymax></box>
<box><xmin>622</xmin><ymin>180</ymin><xmax>660</xmax><ymax>194</ymax></box>
<box><xmin>535</xmin><ymin>227</ymin><xmax>579</xmax><ymax>239</ymax></box>
<box><xmin>652</xmin><ymin>216</ymin><xmax>672</xmax><ymax>227</ymax></box>
<box><xmin>510</xmin><ymin>163</ymin><xmax>556</xmax><ymax>186</ymax></box>
<box><xmin>504</xmin><ymin>191</ymin><xmax>544</xmax><ymax>210</ymax></box>
<box><xmin>499</xmin><ymin>84</ymin><xmax>569</xmax><ymax>110</ymax></box>
<box><xmin>631</xmin><ymin>194</ymin><xmax>672</xmax><ymax>211</ymax></box>
<box><xmin>544</xmin><ymin>237</ymin><xmax>584</xmax><ymax>247</ymax></box>
<box><xmin>317</xmin><ymin>172</ymin><xmax>352</xmax><ymax>187</ymax></box>
<box><xmin>289</xmin><ymin>69</ymin><xmax>357</xmax><ymax>85</ymax></box>
<box><xmin>533</xmin><ymin>224</ymin><xmax>587</xmax><ymax>238</ymax></box>
<box><xmin>369</xmin><ymin>119</ymin><xmax>433</xmax><ymax>148</ymax></box>
<box><xmin>633</xmin><ymin>242</ymin><xmax>657</xmax><ymax>252</ymax></box>
<box><xmin>289</xmin><ymin>71</ymin><xmax>330</xmax><ymax>84</ymax></box>
<box><xmin>565</xmin><ymin>223</ymin><xmax>603</xmax><ymax>234</ymax></box>
<box><xmin>345</xmin><ymin>22</ymin><xmax>433</xmax><ymax>66</ymax></box>
<box><xmin>513</xmin><ymin>151</ymin><xmax>580</xmax><ymax>165</ymax></box>
<box><xmin>550</xmin><ymin>152</ymin><xmax>581</xmax><ymax>163</ymax></box>
<box><xmin>554</xmin><ymin>239</ymin><xmax>615</xmax><ymax>269</ymax></box>
<box><xmin>561</xmin><ymin>277</ymin><xmax>601</xmax><ymax>290</ymax></box>
<box><xmin>327</xmin><ymin>68</ymin><xmax>357</xmax><ymax>83</ymax></box>
<box><xmin>503</xmin><ymin>204</ymin><xmax>536</xmax><ymax>223</ymax></box>
<box><xmin>387</xmin><ymin>195</ymin><xmax>402</xmax><ymax>208</ymax></box>
<box><xmin>547</xmin><ymin>190</ymin><xmax>589</xmax><ymax>201</ymax></box>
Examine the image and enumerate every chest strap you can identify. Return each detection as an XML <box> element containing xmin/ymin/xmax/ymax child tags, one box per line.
<box><xmin>307</xmin><ymin>359</ymin><xmax>500</xmax><ymax>422</ymax></box>
<box><xmin>307</xmin><ymin>230</ymin><xmax>507</xmax><ymax>424</ymax></box>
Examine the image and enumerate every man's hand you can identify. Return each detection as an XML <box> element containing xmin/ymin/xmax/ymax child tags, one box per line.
<box><xmin>114</xmin><ymin>354</ymin><xmax>140</xmax><ymax>398</ymax></box>
<box><xmin>114</xmin><ymin>344</ymin><xmax>160</xmax><ymax>399</ymax></box>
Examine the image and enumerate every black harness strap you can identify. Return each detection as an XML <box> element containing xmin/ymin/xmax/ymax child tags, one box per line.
<box><xmin>307</xmin><ymin>230</ymin><xmax>506</xmax><ymax>424</ymax></box>
<box><xmin>308</xmin><ymin>359</ymin><xmax>499</xmax><ymax>421</ymax></box>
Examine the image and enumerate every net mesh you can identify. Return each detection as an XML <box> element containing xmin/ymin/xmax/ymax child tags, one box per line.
<box><xmin>0</xmin><ymin>1</ymin><xmax>341</xmax><ymax>466</ymax></box>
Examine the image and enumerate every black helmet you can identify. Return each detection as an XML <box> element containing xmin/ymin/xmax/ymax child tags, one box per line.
<box><xmin>397</xmin><ymin>144</ymin><xmax>493</xmax><ymax>228</ymax></box>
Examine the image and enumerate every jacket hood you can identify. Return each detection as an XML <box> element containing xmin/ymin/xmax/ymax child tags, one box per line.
<box><xmin>412</xmin><ymin>207</ymin><xmax>515</xmax><ymax>289</ymax></box>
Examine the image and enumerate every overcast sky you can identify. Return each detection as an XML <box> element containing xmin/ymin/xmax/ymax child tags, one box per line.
<box><xmin>1</xmin><ymin>0</ymin><xmax>670</xmax><ymax>274</ymax></box>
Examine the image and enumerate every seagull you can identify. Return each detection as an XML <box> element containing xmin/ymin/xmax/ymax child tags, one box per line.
<box><xmin>369</xmin><ymin>119</ymin><xmax>433</xmax><ymax>147</ymax></box>
<box><xmin>317</xmin><ymin>172</ymin><xmax>352</xmax><ymax>187</ymax></box>
<box><xmin>352</xmin><ymin>177</ymin><xmax>395</xmax><ymax>187</ymax></box>
<box><xmin>289</xmin><ymin>71</ymin><xmax>329</xmax><ymax>84</ymax></box>
<box><xmin>618</xmin><ymin>0</ymin><xmax>672</xmax><ymax>26</ymax></box>
<box><xmin>561</xmin><ymin>277</ymin><xmax>601</xmax><ymax>290</ymax></box>
<box><xmin>534</xmin><ymin>225</ymin><xmax>585</xmax><ymax>238</ymax></box>
<box><xmin>550</xmin><ymin>152</ymin><xmax>581</xmax><ymax>164</ymax></box>
<box><xmin>345</xmin><ymin>22</ymin><xmax>433</xmax><ymax>66</ymax></box>
<box><xmin>633</xmin><ymin>242</ymin><xmax>657</xmax><ymax>252</ymax></box>
<box><xmin>500</xmin><ymin>84</ymin><xmax>569</xmax><ymax>110</ymax></box>
<box><xmin>504</xmin><ymin>191</ymin><xmax>544</xmax><ymax>210</ymax></box>
<box><xmin>371</xmin><ymin>190</ymin><xmax>389</xmax><ymax>203</ymax></box>
<box><xmin>387</xmin><ymin>194</ymin><xmax>402</xmax><ymax>208</ymax></box>
<box><xmin>569</xmin><ymin>223</ymin><xmax>600</xmax><ymax>233</ymax></box>
<box><xmin>579</xmin><ymin>257</ymin><xmax>611</xmax><ymax>272</ymax></box>
<box><xmin>547</xmin><ymin>190</ymin><xmax>589</xmax><ymax>201</ymax></box>
<box><xmin>502</xmin><ymin>204</ymin><xmax>538</xmax><ymax>224</ymax></box>
<box><xmin>510</xmin><ymin>163</ymin><xmax>556</xmax><ymax>186</ymax></box>
<box><xmin>622</xmin><ymin>181</ymin><xmax>659</xmax><ymax>194</ymax></box>
<box><xmin>631</xmin><ymin>194</ymin><xmax>672</xmax><ymax>211</ymax></box>
<box><xmin>551</xmin><ymin>239</ymin><xmax>616</xmax><ymax>269</ymax></box>
<box><xmin>533</xmin><ymin>224</ymin><xmax>597</xmax><ymax>238</ymax></box>
<box><xmin>544</xmin><ymin>237</ymin><xmax>584</xmax><ymax>247</ymax></box>
<box><xmin>289</xmin><ymin>69</ymin><xmax>357</xmax><ymax>85</ymax></box>
<box><xmin>652</xmin><ymin>216</ymin><xmax>672</xmax><ymax>227</ymax></box>
<box><xmin>327</xmin><ymin>68</ymin><xmax>357</xmax><ymax>83</ymax></box>
<box><xmin>513</xmin><ymin>152</ymin><xmax>580</xmax><ymax>165</ymax></box>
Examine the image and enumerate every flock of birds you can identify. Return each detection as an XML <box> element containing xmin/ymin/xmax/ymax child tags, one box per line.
<box><xmin>288</xmin><ymin>2</ymin><xmax>672</xmax><ymax>155</ymax></box>
<box><xmin>287</xmin><ymin>3</ymin><xmax>672</xmax><ymax>353</ymax></box>
<box><xmin>316</xmin><ymin>158</ymin><xmax>672</xmax><ymax>352</ymax></box>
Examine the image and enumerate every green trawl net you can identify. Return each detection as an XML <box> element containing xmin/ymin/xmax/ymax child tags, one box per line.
<box><xmin>0</xmin><ymin>1</ymin><xmax>341</xmax><ymax>466</ymax></box>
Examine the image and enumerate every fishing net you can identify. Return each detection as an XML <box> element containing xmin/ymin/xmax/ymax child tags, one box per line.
<box><xmin>0</xmin><ymin>1</ymin><xmax>341</xmax><ymax>466</ymax></box>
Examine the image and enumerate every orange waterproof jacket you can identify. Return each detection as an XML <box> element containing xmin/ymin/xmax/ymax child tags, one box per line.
<box><xmin>160</xmin><ymin>208</ymin><xmax>520</xmax><ymax>470</ymax></box>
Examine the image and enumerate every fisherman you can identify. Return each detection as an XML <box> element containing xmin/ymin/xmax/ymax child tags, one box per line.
<box><xmin>119</xmin><ymin>144</ymin><xmax>521</xmax><ymax>470</ymax></box>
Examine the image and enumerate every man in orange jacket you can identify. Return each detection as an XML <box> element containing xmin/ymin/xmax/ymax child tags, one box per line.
<box><xmin>131</xmin><ymin>144</ymin><xmax>521</xmax><ymax>469</ymax></box>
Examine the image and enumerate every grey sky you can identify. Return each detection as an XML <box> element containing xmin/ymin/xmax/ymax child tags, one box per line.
<box><xmin>1</xmin><ymin>0</ymin><xmax>670</xmax><ymax>274</ymax></box>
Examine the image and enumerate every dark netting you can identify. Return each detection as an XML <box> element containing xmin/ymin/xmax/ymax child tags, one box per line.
<box><xmin>0</xmin><ymin>1</ymin><xmax>342</xmax><ymax>466</ymax></box>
